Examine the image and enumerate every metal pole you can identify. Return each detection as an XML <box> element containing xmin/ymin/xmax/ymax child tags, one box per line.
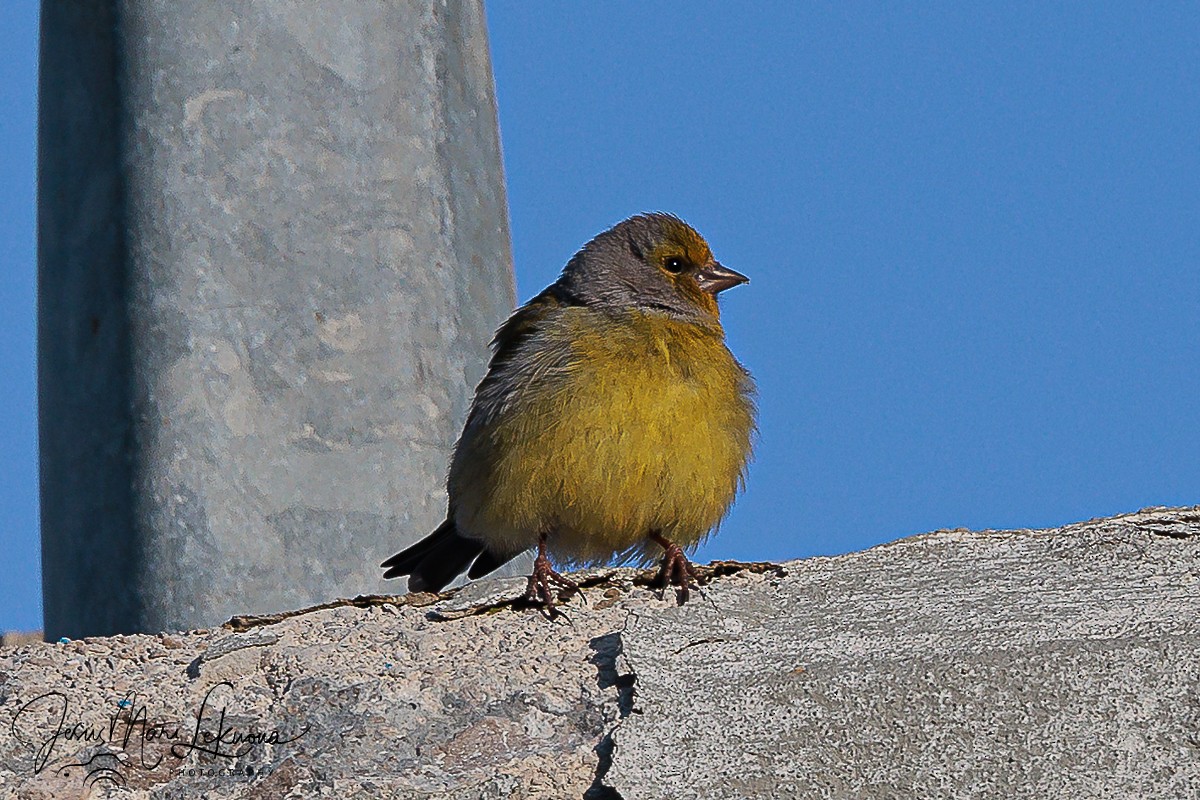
<box><xmin>38</xmin><ymin>0</ymin><xmax>517</xmax><ymax>637</ymax></box>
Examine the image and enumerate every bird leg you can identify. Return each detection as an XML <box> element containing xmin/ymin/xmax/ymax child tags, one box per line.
<box><xmin>650</xmin><ymin>530</ymin><xmax>700</xmax><ymax>604</ymax></box>
<box><xmin>524</xmin><ymin>533</ymin><xmax>579</xmax><ymax>611</ymax></box>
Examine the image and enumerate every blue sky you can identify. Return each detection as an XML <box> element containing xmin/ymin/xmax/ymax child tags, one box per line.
<box><xmin>2</xmin><ymin>2</ymin><xmax>1198</xmax><ymax>632</ymax></box>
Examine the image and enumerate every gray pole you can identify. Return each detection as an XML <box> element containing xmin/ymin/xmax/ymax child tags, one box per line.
<box><xmin>38</xmin><ymin>1</ymin><xmax>518</xmax><ymax>639</ymax></box>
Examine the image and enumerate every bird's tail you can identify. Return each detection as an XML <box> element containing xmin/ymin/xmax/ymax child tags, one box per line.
<box><xmin>381</xmin><ymin>519</ymin><xmax>518</xmax><ymax>592</ymax></box>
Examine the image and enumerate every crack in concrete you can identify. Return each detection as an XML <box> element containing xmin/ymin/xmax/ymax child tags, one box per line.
<box><xmin>222</xmin><ymin>561</ymin><xmax>786</xmax><ymax>631</ymax></box>
<box><xmin>585</xmin><ymin>608</ymin><xmax>636</xmax><ymax>800</ymax></box>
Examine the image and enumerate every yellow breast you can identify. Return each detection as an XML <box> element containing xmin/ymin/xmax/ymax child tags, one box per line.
<box><xmin>450</xmin><ymin>306</ymin><xmax>755</xmax><ymax>566</ymax></box>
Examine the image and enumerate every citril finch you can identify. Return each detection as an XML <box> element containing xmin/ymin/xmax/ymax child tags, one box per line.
<box><xmin>382</xmin><ymin>213</ymin><xmax>755</xmax><ymax>607</ymax></box>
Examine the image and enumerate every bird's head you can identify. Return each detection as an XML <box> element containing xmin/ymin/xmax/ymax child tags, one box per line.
<box><xmin>556</xmin><ymin>213</ymin><xmax>747</xmax><ymax>323</ymax></box>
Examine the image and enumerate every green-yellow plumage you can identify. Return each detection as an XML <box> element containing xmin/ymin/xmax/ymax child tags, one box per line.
<box><xmin>452</xmin><ymin>305</ymin><xmax>754</xmax><ymax>565</ymax></box>
<box><xmin>382</xmin><ymin>213</ymin><xmax>755</xmax><ymax>604</ymax></box>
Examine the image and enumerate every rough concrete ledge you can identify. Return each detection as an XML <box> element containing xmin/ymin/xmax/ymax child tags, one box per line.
<box><xmin>1</xmin><ymin>507</ymin><xmax>1197</xmax><ymax>798</ymax></box>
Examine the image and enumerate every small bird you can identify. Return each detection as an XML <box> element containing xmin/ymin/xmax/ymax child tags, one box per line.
<box><xmin>381</xmin><ymin>213</ymin><xmax>755</xmax><ymax>608</ymax></box>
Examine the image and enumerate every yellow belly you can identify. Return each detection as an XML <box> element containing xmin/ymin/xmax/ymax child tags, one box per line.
<box><xmin>450</xmin><ymin>308</ymin><xmax>755</xmax><ymax>566</ymax></box>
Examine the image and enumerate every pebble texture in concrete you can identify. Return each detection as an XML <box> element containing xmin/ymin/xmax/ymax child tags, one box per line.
<box><xmin>1</xmin><ymin>508</ymin><xmax>1196</xmax><ymax>798</ymax></box>
<box><xmin>38</xmin><ymin>0</ymin><xmax>520</xmax><ymax>639</ymax></box>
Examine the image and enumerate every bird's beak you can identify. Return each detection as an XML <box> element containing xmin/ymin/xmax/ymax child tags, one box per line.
<box><xmin>694</xmin><ymin>261</ymin><xmax>749</xmax><ymax>294</ymax></box>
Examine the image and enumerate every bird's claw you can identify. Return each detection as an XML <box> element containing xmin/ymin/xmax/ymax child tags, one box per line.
<box><xmin>655</xmin><ymin>540</ymin><xmax>700</xmax><ymax>604</ymax></box>
<box><xmin>523</xmin><ymin>551</ymin><xmax>580</xmax><ymax>613</ymax></box>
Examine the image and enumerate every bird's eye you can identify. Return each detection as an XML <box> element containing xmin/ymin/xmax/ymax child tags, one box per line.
<box><xmin>663</xmin><ymin>257</ymin><xmax>685</xmax><ymax>274</ymax></box>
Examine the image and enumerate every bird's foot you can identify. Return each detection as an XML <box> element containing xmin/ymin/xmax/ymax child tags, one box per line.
<box><xmin>523</xmin><ymin>551</ymin><xmax>580</xmax><ymax>613</ymax></box>
<box><xmin>653</xmin><ymin>537</ymin><xmax>700</xmax><ymax>604</ymax></box>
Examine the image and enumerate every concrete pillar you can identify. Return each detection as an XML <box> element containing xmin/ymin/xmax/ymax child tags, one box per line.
<box><xmin>38</xmin><ymin>0</ymin><xmax>517</xmax><ymax>638</ymax></box>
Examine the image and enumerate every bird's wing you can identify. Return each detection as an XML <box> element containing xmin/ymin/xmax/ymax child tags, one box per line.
<box><xmin>463</xmin><ymin>287</ymin><xmax>578</xmax><ymax>426</ymax></box>
<box><xmin>489</xmin><ymin>285</ymin><xmax>569</xmax><ymax>354</ymax></box>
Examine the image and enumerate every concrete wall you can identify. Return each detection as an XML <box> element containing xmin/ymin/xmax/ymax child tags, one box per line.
<box><xmin>3</xmin><ymin>508</ymin><xmax>1197</xmax><ymax>797</ymax></box>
